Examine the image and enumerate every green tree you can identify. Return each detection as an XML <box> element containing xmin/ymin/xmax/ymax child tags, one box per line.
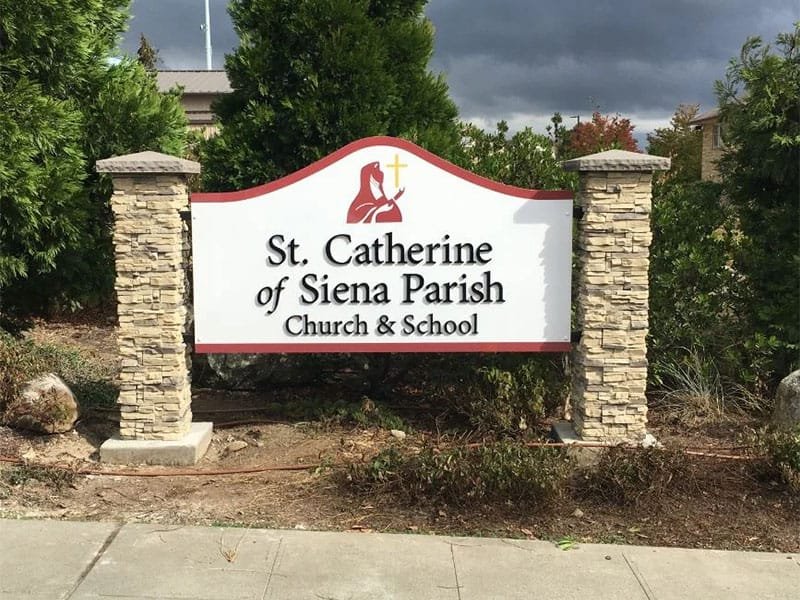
<box><xmin>646</xmin><ymin>104</ymin><xmax>702</xmax><ymax>183</ymax></box>
<box><xmin>202</xmin><ymin>0</ymin><xmax>460</xmax><ymax>191</ymax></box>
<box><xmin>0</xmin><ymin>1</ymin><xmax>187</xmax><ymax>311</ymax></box>
<box><xmin>0</xmin><ymin>0</ymin><xmax>127</xmax><ymax>290</ymax></box>
<box><xmin>19</xmin><ymin>60</ymin><xmax>188</xmax><ymax>309</ymax></box>
<box><xmin>545</xmin><ymin>112</ymin><xmax>571</xmax><ymax>158</ymax></box>
<box><xmin>648</xmin><ymin>180</ymin><xmax>742</xmax><ymax>383</ymax></box>
<box><xmin>715</xmin><ymin>25</ymin><xmax>800</xmax><ymax>379</ymax></box>
<box><xmin>136</xmin><ymin>33</ymin><xmax>160</xmax><ymax>72</ymax></box>
<box><xmin>647</xmin><ymin>106</ymin><xmax>727</xmax><ymax>388</ymax></box>
<box><xmin>0</xmin><ymin>80</ymin><xmax>85</xmax><ymax>287</ymax></box>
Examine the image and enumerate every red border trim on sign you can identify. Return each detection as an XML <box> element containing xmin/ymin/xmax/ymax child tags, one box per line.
<box><xmin>192</xmin><ymin>136</ymin><xmax>573</xmax><ymax>203</ymax></box>
<box><xmin>195</xmin><ymin>342</ymin><xmax>571</xmax><ymax>354</ymax></box>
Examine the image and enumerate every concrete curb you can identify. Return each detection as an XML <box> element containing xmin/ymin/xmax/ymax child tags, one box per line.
<box><xmin>1</xmin><ymin>519</ymin><xmax>797</xmax><ymax>600</ymax></box>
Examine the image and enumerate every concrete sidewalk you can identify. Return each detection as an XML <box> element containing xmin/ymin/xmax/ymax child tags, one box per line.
<box><xmin>1</xmin><ymin>519</ymin><xmax>798</xmax><ymax>600</ymax></box>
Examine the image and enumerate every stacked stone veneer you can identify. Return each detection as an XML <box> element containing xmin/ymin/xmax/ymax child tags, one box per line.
<box><xmin>97</xmin><ymin>152</ymin><xmax>200</xmax><ymax>441</ymax></box>
<box><xmin>563</xmin><ymin>150</ymin><xmax>670</xmax><ymax>442</ymax></box>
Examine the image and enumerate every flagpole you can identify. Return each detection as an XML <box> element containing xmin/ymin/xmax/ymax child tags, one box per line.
<box><xmin>204</xmin><ymin>0</ymin><xmax>212</xmax><ymax>70</ymax></box>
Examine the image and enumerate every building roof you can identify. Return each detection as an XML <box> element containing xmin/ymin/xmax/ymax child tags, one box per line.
<box><xmin>156</xmin><ymin>70</ymin><xmax>232</xmax><ymax>94</ymax></box>
<box><xmin>688</xmin><ymin>108</ymin><xmax>720</xmax><ymax>125</ymax></box>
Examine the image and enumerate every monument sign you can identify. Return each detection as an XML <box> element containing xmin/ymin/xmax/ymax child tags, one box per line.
<box><xmin>191</xmin><ymin>137</ymin><xmax>573</xmax><ymax>353</ymax></box>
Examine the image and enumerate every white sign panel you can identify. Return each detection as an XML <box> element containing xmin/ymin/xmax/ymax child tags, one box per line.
<box><xmin>191</xmin><ymin>137</ymin><xmax>572</xmax><ymax>353</ymax></box>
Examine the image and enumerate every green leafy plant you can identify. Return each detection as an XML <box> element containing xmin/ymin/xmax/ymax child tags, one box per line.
<box><xmin>758</xmin><ymin>428</ymin><xmax>800</xmax><ymax>493</ymax></box>
<box><xmin>353</xmin><ymin>446</ymin><xmax>405</xmax><ymax>487</ymax></box>
<box><xmin>454</xmin><ymin>121</ymin><xmax>577</xmax><ymax>190</ymax></box>
<box><xmin>466</xmin><ymin>364</ymin><xmax>547</xmax><ymax>433</ymax></box>
<box><xmin>0</xmin><ymin>464</ymin><xmax>76</xmax><ymax>489</ymax></box>
<box><xmin>556</xmin><ymin>536</ymin><xmax>578</xmax><ymax>551</ymax></box>
<box><xmin>349</xmin><ymin>440</ymin><xmax>571</xmax><ymax>507</ymax></box>
<box><xmin>579</xmin><ymin>447</ymin><xmax>692</xmax><ymax>507</ymax></box>
<box><xmin>320</xmin><ymin>397</ymin><xmax>405</xmax><ymax>431</ymax></box>
<box><xmin>417</xmin><ymin>353</ymin><xmax>567</xmax><ymax>434</ymax></box>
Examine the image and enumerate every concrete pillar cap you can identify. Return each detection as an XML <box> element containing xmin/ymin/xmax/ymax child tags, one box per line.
<box><xmin>96</xmin><ymin>151</ymin><xmax>200</xmax><ymax>175</ymax></box>
<box><xmin>562</xmin><ymin>149</ymin><xmax>670</xmax><ymax>172</ymax></box>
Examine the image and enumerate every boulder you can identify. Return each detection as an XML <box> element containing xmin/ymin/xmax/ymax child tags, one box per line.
<box><xmin>3</xmin><ymin>374</ymin><xmax>79</xmax><ymax>434</ymax></box>
<box><xmin>771</xmin><ymin>369</ymin><xmax>800</xmax><ymax>432</ymax></box>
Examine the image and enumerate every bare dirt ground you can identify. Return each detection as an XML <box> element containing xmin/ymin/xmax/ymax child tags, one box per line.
<box><xmin>1</xmin><ymin>318</ymin><xmax>798</xmax><ymax>553</ymax></box>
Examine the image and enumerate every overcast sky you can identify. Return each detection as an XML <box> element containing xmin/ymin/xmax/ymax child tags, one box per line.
<box><xmin>119</xmin><ymin>0</ymin><xmax>795</xmax><ymax>143</ymax></box>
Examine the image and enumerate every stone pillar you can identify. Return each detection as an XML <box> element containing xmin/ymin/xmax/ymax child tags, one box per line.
<box><xmin>561</xmin><ymin>150</ymin><xmax>670</xmax><ymax>443</ymax></box>
<box><xmin>96</xmin><ymin>151</ymin><xmax>211</xmax><ymax>465</ymax></box>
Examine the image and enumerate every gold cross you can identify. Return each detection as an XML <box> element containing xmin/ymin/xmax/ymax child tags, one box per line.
<box><xmin>385</xmin><ymin>154</ymin><xmax>408</xmax><ymax>188</ymax></box>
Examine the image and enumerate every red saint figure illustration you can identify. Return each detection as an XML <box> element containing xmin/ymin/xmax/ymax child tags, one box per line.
<box><xmin>346</xmin><ymin>161</ymin><xmax>405</xmax><ymax>223</ymax></box>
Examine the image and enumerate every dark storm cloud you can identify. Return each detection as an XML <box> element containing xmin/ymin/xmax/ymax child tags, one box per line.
<box><xmin>119</xmin><ymin>0</ymin><xmax>237</xmax><ymax>69</ymax></box>
<box><xmin>425</xmin><ymin>0</ymin><xmax>795</xmax><ymax>122</ymax></box>
<box><xmin>120</xmin><ymin>0</ymin><xmax>796</xmax><ymax>133</ymax></box>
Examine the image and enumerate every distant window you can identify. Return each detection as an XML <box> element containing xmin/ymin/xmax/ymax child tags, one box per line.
<box><xmin>712</xmin><ymin>123</ymin><xmax>725</xmax><ymax>149</ymax></box>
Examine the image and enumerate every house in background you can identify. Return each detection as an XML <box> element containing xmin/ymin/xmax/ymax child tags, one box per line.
<box><xmin>156</xmin><ymin>70</ymin><xmax>231</xmax><ymax>136</ymax></box>
<box><xmin>689</xmin><ymin>108</ymin><xmax>724</xmax><ymax>182</ymax></box>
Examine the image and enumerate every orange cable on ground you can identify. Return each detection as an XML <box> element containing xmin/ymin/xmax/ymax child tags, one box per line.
<box><xmin>461</xmin><ymin>440</ymin><xmax>760</xmax><ymax>457</ymax></box>
<box><xmin>0</xmin><ymin>440</ymin><xmax>763</xmax><ymax>480</ymax></box>
<box><xmin>0</xmin><ymin>455</ymin><xmax>322</xmax><ymax>477</ymax></box>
